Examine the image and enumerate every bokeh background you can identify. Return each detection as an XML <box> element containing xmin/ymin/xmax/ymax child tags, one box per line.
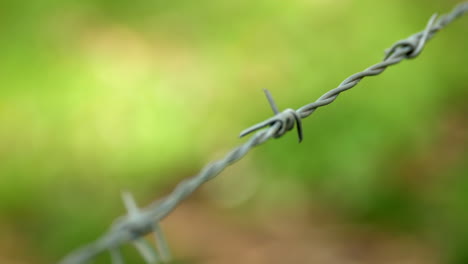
<box><xmin>1</xmin><ymin>0</ymin><xmax>467</xmax><ymax>263</ymax></box>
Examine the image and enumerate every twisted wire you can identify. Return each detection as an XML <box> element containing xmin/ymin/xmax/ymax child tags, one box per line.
<box><xmin>58</xmin><ymin>3</ymin><xmax>468</xmax><ymax>264</ymax></box>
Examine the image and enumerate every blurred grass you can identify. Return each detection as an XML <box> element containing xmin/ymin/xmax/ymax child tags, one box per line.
<box><xmin>0</xmin><ymin>0</ymin><xmax>467</xmax><ymax>263</ymax></box>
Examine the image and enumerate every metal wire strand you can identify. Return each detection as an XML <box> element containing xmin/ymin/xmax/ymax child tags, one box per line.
<box><xmin>58</xmin><ymin>3</ymin><xmax>468</xmax><ymax>264</ymax></box>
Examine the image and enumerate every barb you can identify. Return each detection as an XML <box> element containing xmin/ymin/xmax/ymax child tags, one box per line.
<box><xmin>58</xmin><ymin>3</ymin><xmax>468</xmax><ymax>264</ymax></box>
<box><xmin>384</xmin><ymin>13</ymin><xmax>439</xmax><ymax>60</ymax></box>
<box><xmin>240</xmin><ymin>89</ymin><xmax>303</xmax><ymax>142</ymax></box>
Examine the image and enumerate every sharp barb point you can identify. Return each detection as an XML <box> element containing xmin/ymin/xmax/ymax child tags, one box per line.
<box><xmin>134</xmin><ymin>239</ymin><xmax>159</xmax><ymax>264</ymax></box>
<box><xmin>263</xmin><ymin>89</ymin><xmax>280</xmax><ymax>114</ymax></box>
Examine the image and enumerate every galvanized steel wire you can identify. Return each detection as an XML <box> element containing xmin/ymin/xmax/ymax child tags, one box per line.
<box><xmin>59</xmin><ymin>2</ymin><xmax>468</xmax><ymax>264</ymax></box>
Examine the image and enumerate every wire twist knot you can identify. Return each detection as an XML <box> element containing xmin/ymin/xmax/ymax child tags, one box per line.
<box><xmin>240</xmin><ymin>89</ymin><xmax>303</xmax><ymax>142</ymax></box>
<box><xmin>111</xmin><ymin>193</ymin><xmax>154</xmax><ymax>240</ymax></box>
<box><xmin>385</xmin><ymin>14</ymin><xmax>438</xmax><ymax>60</ymax></box>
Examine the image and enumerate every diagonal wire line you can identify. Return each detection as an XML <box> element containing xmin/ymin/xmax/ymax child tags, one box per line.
<box><xmin>58</xmin><ymin>2</ymin><xmax>468</xmax><ymax>264</ymax></box>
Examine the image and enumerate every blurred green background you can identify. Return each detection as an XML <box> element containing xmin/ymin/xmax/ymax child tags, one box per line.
<box><xmin>0</xmin><ymin>0</ymin><xmax>467</xmax><ymax>263</ymax></box>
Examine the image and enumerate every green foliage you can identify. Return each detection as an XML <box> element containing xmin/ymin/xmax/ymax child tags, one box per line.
<box><xmin>0</xmin><ymin>0</ymin><xmax>466</xmax><ymax>263</ymax></box>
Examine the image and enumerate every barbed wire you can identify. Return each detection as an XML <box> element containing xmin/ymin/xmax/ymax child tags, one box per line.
<box><xmin>58</xmin><ymin>2</ymin><xmax>468</xmax><ymax>264</ymax></box>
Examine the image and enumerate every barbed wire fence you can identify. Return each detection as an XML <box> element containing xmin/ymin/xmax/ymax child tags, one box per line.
<box><xmin>59</xmin><ymin>2</ymin><xmax>468</xmax><ymax>264</ymax></box>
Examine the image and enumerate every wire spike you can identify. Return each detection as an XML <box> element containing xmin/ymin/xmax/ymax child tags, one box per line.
<box><xmin>134</xmin><ymin>239</ymin><xmax>160</xmax><ymax>264</ymax></box>
<box><xmin>240</xmin><ymin>90</ymin><xmax>303</xmax><ymax>142</ymax></box>
<box><xmin>121</xmin><ymin>191</ymin><xmax>139</xmax><ymax>216</ymax></box>
<box><xmin>263</xmin><ymin>88</ymin><xmax>280</xmax><ymax>114</ymax></box>
<box><xmin>412</xmin><ymin>13</ymin><xmax>438</xmax><ymax>57</ymax></box>
<box><xmin>154</xmin><ymin>223</ymin><xmax>171</xmax><ymax>262</ymax></box>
